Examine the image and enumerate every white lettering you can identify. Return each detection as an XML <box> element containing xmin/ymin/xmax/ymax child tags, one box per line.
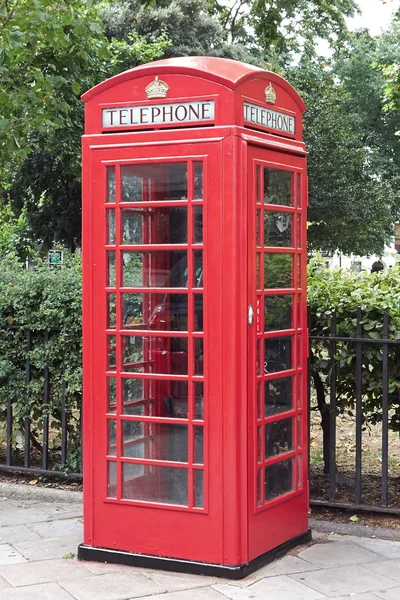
<box><xmin>102</xmin><ymin>101</ymin><xmax>215</xmax><ymax>129</ymax></box>
<box><xmin>243</xmin><ymin>102</ymin><xmax>296</xmax><ymax>135</ymax></box>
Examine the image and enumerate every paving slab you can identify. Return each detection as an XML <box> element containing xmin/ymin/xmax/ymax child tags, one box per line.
<box><xmin>60</xmin><ymin>571</ymin><xmax>166</xmax><ymax>600</ymax></box>
<box><xmin>226</xmin><ymin>555</ymin><xmax>318</xmax><ymax>587</ymax></box>
<box><xmin>81</xmin><ymin>561</ymin><xmax>142</xmax><ymax>575</ymax></box>
<box><xmin>0</xmin><ymin>505</ymin><xmax>51</xmax><ymax>527</ymax></box>
<box><xmin>38</xmin><ymin>502</ymin><xmax>83</xmax><ymax>520</ymax></box>
<box><xmin>297</xmin><ymin>540</ymin><xmax>383</xmax><ymax>568</ymax></box>
<box><xmin>146</xmin><ymin>570</ymin><xmax>221</xmax><ymax>592</ymax></box>
<box><xmin>329</xmin><ymin>595</ymin><xmax>381</xmax><ymax>600</ymax></box>
<box><xmin>349</xmin><ymin>537</ymin><xmax>400</xmax><ymax>560</ymax></box>
<box><xmin>30</xmin><ymin>517</ymin><xmax>83</xmax><ymax>538</ymax></box>
<box><xmin>213</xmin><ymin>575</ymin><xmax>325</xmax><ymax>599</ymax></box>
<box><xmin>375</xmin><ymin>588</ymin><xmax>400</xmax><ymax>599</ymax></box>
<box><xmin>0</xmin><ymin>524</ymin><xmax>42</xmax><ymax>545</ymax></box>
<box><xmin>12</xmin><ymin>534</ymin><xmax>81</xmax><ymax>560</ymax></box>
<box><xmin>0</xmin><ymin>558</ymin><xmax>92</xmax><ymax>587</ymax></box>
<box><xmin>0</xmin><ymin>573</ymin><xmax>12</xmax><ymax>589</ymax></box>
<box><xmin>366</xmin><ymin>558</ymin><xmax>400</xmax><ymax>583</ymax></box>
<box><xmin>138</xmin><ymin>589</ymin><xmax>224</xmax><ymax>600</ymax></box>
<box><xmin>290</xmin><ymin>564</ymin><xmax>398</xmax><ymax>597</ymax></box>
<box><xmin>0</xmin><ymin>545</ymin><xmax>27</xmax><ymax>566</ymax></box>
<box><xmin>2</xmin><ymin>581</ymin><xmax>76</xmax><ymax>600</ymax></box>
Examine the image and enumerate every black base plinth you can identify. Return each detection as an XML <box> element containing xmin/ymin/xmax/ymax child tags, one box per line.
<box><xmin>78</xmin><ymin>529</ymin><xmax>311</xmax><ymax>580</ymax></box>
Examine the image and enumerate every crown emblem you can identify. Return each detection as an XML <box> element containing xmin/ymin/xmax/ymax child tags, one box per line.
<box><xmin>145</xmin><ymin>76</ymin><xmax>169</xmax><ymax>99</ymax></box>
<box><xmin>265</xmin><ymin>83</ymin><xmax>276</xmax><ymax>105</ymax></box>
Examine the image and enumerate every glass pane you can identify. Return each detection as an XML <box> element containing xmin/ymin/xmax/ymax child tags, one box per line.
<box><xmin>122</xmin><ymin>421</ymin><xmax>144</xmax><ymax>457</ymax></box>
<box><xmin>123</xmin><ymin>378</ymin><xmax>144</xmax><ymax>412</ymax></box>
<box><xmin>265</xmin><ymin>458</ymin><xmax>294</xmax><ymax>501</ymax></box>
<box><xmin>122</xmin><ymin>464</ymin><xmax>188</xmax><ymax>506</ymax></box>
<box><xmin>256</xmin><ymin>210</ymin><xmax>261</xmax><ymax>246</ymax></box>
<box><xmin>257</xmin><ymin>338</ymin><xmax>262</xmax><ymax>376</ymax></box>
<box><xmin>264</xmin><ymin>168</ymin><xmax>293</xmax><ymax>206</ymax></box>
<box><xmin>194</xmin><ymin>162</ymin><xmax>203</xmax><ymax>199</ymax></box>
<box><xmin>297</xmin><ymin>415</ymin><xmax>303</xmax><ymax>449</ymax></box>
<box><xmin>122</xmin><ymin>251</ymin><xmax>188</xmax><ymax>288</ymax></box>
<box><xmin>108</xmin><ymin>420</ymin><xmax>116</xmax><ymax>456</ymax></box>
<box><xmin>122</xmin><ymin>336</ymin><xmax>188</xmax><ymax>375</ymax></box>
<box><xmin>264</xmin><ymin>211</ymin><xmax>293</xmax><ymax>247</ymax></box>
<box><xmin>256</xmin><ymin>253</ymin><xmax>261</xmax><ymax>289</ymax></box>
<box><xmin>298</xmin><ymin>454</ymin><xmax>303</xmax><ymax>488</ymax></box>
<box><xmin>108</xmin><ymin>377</ymin><xmax>116</xmax><ymax>414</ymax></box>
<box><xmin>163</xmin><ymin>381</ymin><xmax>189</xmax><ymax>418</ymax></box>
<box><xmin>106</xmin><ymin>167</ymin><xmax>116</xmax><ymax>203</ymax></box>
<box><xmin>107</xmin><ymin>251</ymin><xmax>116</xmax><ymax>287</ymax></box>
<box><xmin>297</xmin><ymin>335</ymin><xmax>302</xmax><ymax>368</ymax></box>
<box><xmin>296</xmin><ymin>255</ymin><xmax>302</xmax><ymax>288</ymax></box>
<box><xmin>194</xmin><ymin>426</ymin><xmax>203</xmax><ymax>464</ymax></box>
<box><xmin>122</xmin><ymin>210</ymin><xmax>146</xmax><ymax>245</ymax></box>
<box><xmin>194</xmin><ymin>295</ymin><xmax>203</xmax><ymax>332</ymax></box>
<box><xmin>194</xmin><ymin>382</ymin><xmax>204</xmax><ymax>420</ymax></box>
<box><xmin>297</xmin><ymin>173</ymin><xmax>301</xmax><ymax>208</ymax></box>
<box><xmin>257</xmin><ymin>382</ymin><xmax>262</xmax><ymax>419</ymax></box>
<box><xmin>122</xmin><ymin>293</ymin><xmax>188</xmax><ymax>331</ymax></box>
<box><xmin>193</xmin><ymin>251</ymin><xmax>203</xmax><ymax>288</ymax></box>
<box><xmin>121</xmin><ymin>163</ymin><xmax>187</xmax><ymax>202</ymax></box>
<box><xmin>297</xmin><ymin>374</ymin><xmax>303</xmax><ymax>409</ymax></box>
<box><xmin>194</xmin><ymin>469</ymin><xmax>204</xmax><ymax>508</ymax></box>
<box><xmin>297</xmin><ymin>214</ymin><xmax>301</xmax><ymax>249</ymax></box>
<box><xmin>257</xmin><ymin>469</ymin><xmax>262</xmax><ymax>506</ymax></box>
<box><xmin>194</xmin><ymin>206</ymin><xmax>203</xmax><ymax>243</ymax></box>
<box><xmin>264</xmin><ymin>337</ymin><xmax>292</xmax><ymax>374</ymax></box>
<box><xmin>264</xmin><ymin>254</ymin><xmax>293</xmax><ymax>289</ymax></box>
<box><xmin>107</xmin><ymin>461</ymin><xmax>116</xmax><ymax>498</ymax></box>
<box><xmin>194</xmin><ymin>338</ymin><xmax>204</xmax><ymax>375</ymax></box>
<box><xmin>265</xmin><ymin>377</ymin><xmax>293</xmax><ymax>416</ymax></box>
<box><xmin>107</xmin><ymin>209</ymin><xmax>116</xmax><ymax>244</ymax></box>
<box><xmin>256</xmin><ymin>165</ymin><xmax>261</xmax><ymax>203</ymax></box>
<box><xmin>264</xmin><ymin>295</ymin><xmax>293</xmax><ymax>331</ymax></box>
<box><xmin>108</xmin><ymin>293</ymin><xmax>116</xmax><ymax>329</ymax></box>
<box><xmin>265</xmin><ymin>418</ymin><xmax>293</xmax><ymax>458</ymax></box>
<box><xmin>257</xmin><ymin>426</ymin><xmax>262</xmax><ymax>462</ymax></box>
<box><xmin>107</xmin><ymin>336</ymin><xmax>117</xmax><ymax>371</ymax></box>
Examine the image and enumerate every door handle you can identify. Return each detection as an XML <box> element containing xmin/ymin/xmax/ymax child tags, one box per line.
<box><xmin>248</xmin><ymin>305</ymin><xmax>254</xmax><ymax>326</ymax></box>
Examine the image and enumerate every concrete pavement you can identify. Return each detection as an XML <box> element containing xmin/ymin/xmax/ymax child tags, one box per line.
<box><xmin>0</xmin><ymin>485</ymin><xmax>400</xmax><ymax>599</ymax></box>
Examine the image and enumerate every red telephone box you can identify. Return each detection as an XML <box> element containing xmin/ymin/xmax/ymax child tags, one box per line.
<box><xmin>78</xmin><ymin>56</ymin><xmax>310</xmax><ymax>578</ymax></box>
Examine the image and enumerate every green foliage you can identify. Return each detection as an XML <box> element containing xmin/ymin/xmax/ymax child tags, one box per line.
<box><xmin>0</xmin><ymin>253</ymin><xmax>82</xmax><ymax>471</ymax></box>
<box><xmin>308</xmin><ymin>256</ymin><xmax>400</xmax><ymax>431</ymax></box>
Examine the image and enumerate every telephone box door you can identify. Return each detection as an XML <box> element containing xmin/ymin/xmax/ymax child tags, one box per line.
<box><xmin>247</xmin><ymin>145</ymin><xmax>308</xmax><ymax>560</ymax></box>
<box><xmin>83</xmin><ymin>140</ymin><xmax>224</xmax><ymax>563</ymax></box>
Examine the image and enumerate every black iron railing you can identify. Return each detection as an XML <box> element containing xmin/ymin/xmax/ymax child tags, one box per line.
<box><xmin>0</xmin><ymin>327</ymin><xmax>82</xmax><ymax>479</ymax></box>
<box><xmin>308</xmin><ymin>308</ymin><xmax>400</xmax><ymax>514</ymax></box>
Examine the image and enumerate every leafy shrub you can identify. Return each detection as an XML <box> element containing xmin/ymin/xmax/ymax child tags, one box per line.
<box><xmin>0</xmin><ymin>252</ymin><xmax>82</xmax><ymax>471</ymax></box>
<box><xmin>308</xmin><ymin>256</ymin><xmax>400</xmax><ymax>431</ymax></box>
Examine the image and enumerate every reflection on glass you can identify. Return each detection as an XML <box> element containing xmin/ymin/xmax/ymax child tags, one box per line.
<box><xmin>122</xmin><ymin>464</ymin><xmax>188</xmax><ymax>506</ymax></box>
<box><xmin>121</xmin><ymin>163</ymin><xmax>187</xmax><ymax>202</ymax></box>
<box><xmin>265</xmin><ymin>377</ymin><xmax>293</xmax><ymax>416</ymax></box>
<box><xmin>297</xmin><ymin>415</ymin><xmax>303</xmax><ymax>449</ymax></box>
<box><xmin>107</xmin><ymin>209</ymin><xmax>116</xmax><ymax>245</ymax></box>
<box><xmin>122</xmin><ymin>251</ymin><xmax>188</xmax><ymax>288</ymax></box>
<box><xmin>256</xmin><ymin>338</ymin><xmax>262</xmax><ymax>376</ymax></box>
<box><xmin>194</xmin><ymin>381</ymin><xmax>204</xmax><ymax>419</ymax></box>
<box><xmin>194</xmin><ymin>469</ymin><xmax>204</xmax><ymax>508</ymax></box>
<box><xmin>257</xmin><ymin>382</ymin><xmax>262</xmax><ymax>419</ymax></box>
<box><xmin>265</xmin><ymin>458</ymin><xmax>294</xmax><ymax>501</ymax></box>
<box><xmin>264</xmin><ymin>168</ymin><xmax>293</xmax><ymax>206</ymax></box>
<box><xmin>194</xmin><ymin>295</ymin><xmax>203</xmax><ymax>332</ymax></box>
<box><xmin>123</xmin><ymin>378</ymin><xmax>144</xmax><ymax>414</ymax></box>
<box><xmin>194</xmin><ymin>426</ymin><xmax>204</xmax><ymax>464</ymax></box>
<box><xmin>265</xmin><ymin>418</ymin><xmax>293</xmax><ymax>458</ymax></box>
<box><xmin>264</xmin><ymin>337</ymin><xmax>292</xmax><ymax>373</ymax></box>
<box><xmin>163</xmin><ymin>381</ymin><xmax>189</xmax><ymax>418</ymax></box>
<box><xmin>256</xmin><ymin>253</ymin><xmax>261</xmax><ymax>289</ymax></box>
<box><xmin>122</xmin><ymin>336</ymin><xmax>188</xmax><ymax>374</ymax></box>
<box><xmin>107</xmin><ymin>336</ymin><xmax>117</xmax><ymax>371</ymax></box>
<box><xmin>122</xmin><ymin>421</ymin><xmax>144</xmax><ymax>458</ymax></box>
<box><xmin>264</xmin><ymin>295</ymin><xmax>292</xmax><ymax>331</ymax></box>
<box><xmin>194</xmin><ymin>162</ymin><xmax>203</xmax><ymax>199</ymax></box>
<box><xmin>106</xmin><ymin>167</ymin><xmax>116</xmax><ymax>203</ymax></box>
<box><xmin>108</xmin><ymin>377</ymin><xmax>116</xmax><ymax>414</ymax></box>
<box><xmin>257</xmin><ymin>469</ymin><xmax>262</xmax><ymax>506</ymax></box>
<box><xmin>298</xmin><ymin>454</ymin><xmax>303</xmax><ymax>488</ymax></box>
<box><xmin>122</xmin><ymin>293</ymin><xmax>188</xmax><ymax>331</ymax></box>
<box><xmin>122</xmin><ymin>210</ymin><xmax>145</xmax><ymax>245</ymax></box>
<box><xmin>257</xmin><ymin>426</ymin><xmax>262</xmax><ymax>462</ymax></box>
<box><xmin>256</xmin><ymin>210</ymin><xmax>261</xmax><ymax>246</ymax></box>
<box><xmin>107</xmin><ymin>461</ymin><xmax>116</xmax><ymax>497</ymax></box>
<box><xmin>297</xmin><ymin>214</ymin><xmax>301</xmax><ymax>248</ymax></box>
<box><xmin>264</xmin><ymin>211</ymin><xmax>292</xmax><ymax>247</ymax></box>
<box><xmin>194</xmin><ymin>338</ymin><xmax>204</xmax><ymax>375</ymax></box>
<box><xmin>194</xmin><ymin>251</ymin><xmax>203</xmax><ymax>287</ymax></box>
<box><xmin>108</xmin><ymin>420</ymin><xmax>116</xmax><ymax>456</ymax></box>
<box><xmin>264</xmin><ymin>254</ymin><xmax>293</xmax><ymax>289</ymax></box>
<box><xmin>122</xmin><ymin>461</ymin><xmax>145</xmax><ymax>482</ymax></box>
<box><xmin>108</xmin><ymin>293</ymin><xmax>116</xmax><ymax>329</ymax></box>
<box><xmin>194</xmin><ymin>206</ymin><xmax>203</xmax><ymax>243</ymax></box>
<box><xmin>107</xmin><ymin>251</ymin><xmax>116</xmax><ymax>287</ymax></box>
<box><xmin>297</xmin><ymin>173</ymin><xmax>301</xmax><ymax>208</ymax></box>
<box><xmin>256</xmin><ymin>165</ymin><xmax>261</xmax><ymax>204</ymax></box>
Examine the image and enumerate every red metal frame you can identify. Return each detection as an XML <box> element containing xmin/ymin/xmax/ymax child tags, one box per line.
<box><xmin>82</xmin><ymin>57</ymin><xmax>308</xmax><ymax>569</ymax></box>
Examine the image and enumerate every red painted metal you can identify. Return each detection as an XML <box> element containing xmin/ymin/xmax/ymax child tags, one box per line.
<box><xmin>82</xmin><ymin>56</ymin><xmax>308</xmax><ymax>569</ymax></box>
